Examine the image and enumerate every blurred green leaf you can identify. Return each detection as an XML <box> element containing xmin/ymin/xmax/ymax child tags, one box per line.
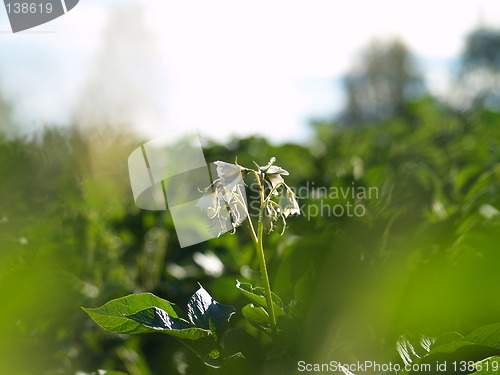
<box><xmin>432</xmin><ymin>332</ymin><xmax>464</xmax><ymax>349</ymax></box>
<box><xmin>431</xmin><ymin>324</ymin><xmax>500</xmax><ymax>354</ymax></box>
<box><xmin>398</xmin><ymin>325</ymin><xmax>500</xmax><ymax>374</ymax></box>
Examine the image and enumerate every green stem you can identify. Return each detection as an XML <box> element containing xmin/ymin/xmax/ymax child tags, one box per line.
<box><xmin>254</xmin><ymin>174</ymin><xmax>278</xmax><ymax>338</ymax></box>
<box><xmin>256</xmin><ymin>203</ymin><xmax>278</xmax><ymax>338</ymax></box>
<box><xmin>243</xmin><ymin>169</ymin><xmax>277</xmax><ymax>337</ymax></box>
<box><xmin>245</xmin><ymin>215</ymin><xmax>277</xmax><ymax>338</ymax></box>
<box><xmin>245</xmin><ymin>214</ymin><xmax>259</xmax><ymax>246</ymax></box>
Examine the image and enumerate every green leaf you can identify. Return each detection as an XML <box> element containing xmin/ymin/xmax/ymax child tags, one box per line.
<box><xmin>187</xmin><ymin>285</ymin><xmax>236</xmax><ymax>340</ymax></box>
<box><xmin>126</xmin><ymin>307</ymin><xmax>211</xmax><ymax>340</ymax></box>
<box><xmin>84</xmin><ymin>289</ymin><xmax>236</xmax><ymax>369</ymax></box>
<box><xmin>468</xmin><ymin>357</ymin><xmax>500</xmax><ymax>374</ymax></box>
<box><xmin>82</xmin><ymin>293</ymin><xmax>184</xmax><ymax>334</ymax></box>
<box><xmin>242</xmin><ymin>303</ymin><xmax>270</xmax><ymax>327</ymax></box>
<box><xmin>126</xmin><ymin>306</ymin><xmax>221</xmax><ymax>367</ymax></box>
<box><xmin>236</xmin><ymin>280</ymin><xmax>285</xmax><ymax>317</ymax></box>
<box><xmin>242</xmin><ymin>304</ymin><xmax>269</xmax><ymax>325</ymax></box>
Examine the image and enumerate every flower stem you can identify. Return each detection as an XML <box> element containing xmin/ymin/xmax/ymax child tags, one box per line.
<box><xmin>248</xmin><ymin>175</ymin><xmax>276</xmax><ymax>338</ymax></box>
<box><xmin>245</xmin><ymin>215</ymin><xmax>277</xmax><ymax>338</ymax></box>
<box><xmin>256</xmin><ymin>203</ymin><xmax>278</xmax><ymax>338</ymax></box>
<box><xmin>244</xmin><ymin>170</ymin><xmax>277</xmax><ymax>337</ymax></box>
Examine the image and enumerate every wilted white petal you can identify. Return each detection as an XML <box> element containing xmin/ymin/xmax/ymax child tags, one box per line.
<box><xmin>260</xmin><ymin>158</ymin><xmax>289</xmax><ymax>192</ymax></box>
<box><xmin>196</xmin><ymin>190</ymin><xmax>219</xmax><ymax>219</ymax></box>
<box><xmin>279</xmin><ymin>189</ymin><xmax>300</xmax><ymax>218</ymax></box>
<box><xmin>267</xmin><ymin>173</ymin><xmax>285</xmax><ymax>191</ymax></box>
<box><xmin>197</xmin><ymin>169</ymin><xmax>246</xmax><ymax>236</ymax></box>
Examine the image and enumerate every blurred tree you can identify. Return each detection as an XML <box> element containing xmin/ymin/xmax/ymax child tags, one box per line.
<box><xmin>0</xmin><ymin>88</ymin><xmax>12</xmax><ymax>134</ymax></box>
<box><xmin>455</xmin><ymin>27</ymin><xmax>500</xmax><ymax>110</ymax></box>
<box><xmin>340</xmin><ymin>38</ymin><xmax>424</xmax><ymax>125</ymax></box>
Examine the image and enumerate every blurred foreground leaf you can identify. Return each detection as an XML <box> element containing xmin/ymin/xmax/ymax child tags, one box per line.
<box><xmin>398</xmin><ymin>324</ymin><xmax>500</xmax><ymax>374</ymax></box>
<box><xmin>468</xmin><ymin>357</ymin><xmax>500</xmax><ymax>374</ymax></box>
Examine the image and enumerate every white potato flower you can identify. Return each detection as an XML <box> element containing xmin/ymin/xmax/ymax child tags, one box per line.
<box><xmin>197</xmin><ymin>162</ymin><xmax>246</xmax><ymax>236</ymax></box>
<box><xmin>260</xmin><ymin>157</ymin><xmax>289</xmax><ymax>192</ymax></box>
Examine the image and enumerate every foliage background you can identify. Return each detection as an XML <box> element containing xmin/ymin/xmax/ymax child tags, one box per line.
<box><xmin>0</xmin><ymin>23</ymin><xmax>500</xmax><ymax>375</ymax></box>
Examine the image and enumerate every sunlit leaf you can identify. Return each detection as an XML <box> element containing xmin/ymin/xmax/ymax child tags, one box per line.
<box><xmin>83</xmin><ymin>288</ymin><xmax>237</xmax><ymax>369</ymax></box>
<box><xmin>82</xmin><ymin>293</ymin><xmax>184</xmax><ymax>334</ymax></box>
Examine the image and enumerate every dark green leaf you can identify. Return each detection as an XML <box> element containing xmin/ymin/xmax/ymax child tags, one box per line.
<box><xmin>127</xmin><ymin>306</ymin><xmax>191</xmax><ymax>330</ymax></box>
<box><xmin>187</xmin><ymin>285</ymin><xmax>235</xmax><ymax>340</ymax></box>
<box><xmin>125</xmin><ymin>305</ymin><xmax>221</xmax><ymax>368</ymax></box>
<box><xmin>126</xmin><ymin>307</ymin><xmax>211</xmax><ymax>340</ymax></box>
<box><xmin>84</xmin><ymin>289</ymin><xmax>236</xmax><ymax>368</ymax></box>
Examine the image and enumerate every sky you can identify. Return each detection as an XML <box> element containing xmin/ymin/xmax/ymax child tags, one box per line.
<box><xmin>0</xmin><ymin>0</ymin><xmax>499</xmax><ymax>143</ymax></box>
